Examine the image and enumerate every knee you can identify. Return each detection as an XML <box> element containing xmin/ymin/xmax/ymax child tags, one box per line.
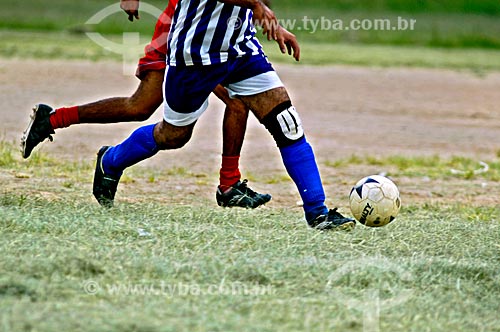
<box><xmin>261</xmin><ymin>100</ymin><xmax>305</xmax><ymax>147</ymax></box>
<box><xmin>154</xmin><ymin>122</ymin><xmax>193</xmax><ymax>150</ymax></box>
<box><xmin>157</xmin><ymin>135</ymin><xmax>191</xmax><ymax>150</ymax></box>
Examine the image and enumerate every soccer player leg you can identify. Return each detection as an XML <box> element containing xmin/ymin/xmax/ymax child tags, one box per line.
<box><xmin>212</xmin><ymin>85</ymin><xmax>272</xmax><ymax>208</ymax></box>
<box><xmin>99</xmin><ymin>63</ymin><xmax>211</xmax><ymax>177</ymax></box>
<box><xmin>212</xmin><ymin>85</ymin><xmax>247</xmax><ymax>188</ymax></box>
<box><xmin>80</xmin><ymin>44</ymin><xmax>167</xmax><ymax>123</ymax></box>
<box><xmin>58</xmin><ymin>45</ymin><xmax>166</xmax><ymax>126</ymax></box>
<box><xmin>83</xmin><ymin>23</ymin><xmax>167</xmax><ymax>124</ymax></box>
<box><xmin>126</xmin><ymin>70</ymin><xmax>165</xmax><ymax>121</ymax></box>
<box><xmin>95</xmin><ymin>63</ymin><xmax>224</xmax><ymax>205</ymax></box>
<box><xmin>226</xmin><ymin>67</ymin><xmax>328</xmax><ymax>222</ymax></box>
<box><xmin>93</xmin><ymin>122</ymin><xmax>161</xmax><ymax>206</ymax></box>
<box><xmin>93</xmin><ymin>118</ymin><xmax>195</xmax><ymax>206</ymax></box>
<box><xmin>77</xmin><ymin>70</ymin><xmax>164</xmax><ymax>123</ymax></box>
<box><xmin>127</xmin><ymin>62</ymin><xmax>229</xmax><ymax>157</ymax></box>
<box><xmin>101</xmin><ymin>123</ymin><xmax>160</xmax><ymax>178</ymax></box>
<box><xmin>260</xmin><ymin>94</ymin><xmax>328</xmax><ymax>222</ymax></box>
<box><xmin>21</xmin><ymin>63</ymin><xmax>165</xmax><ymax>160</ymax></box>
<box><xmin>213</xmin><ymin>85</ymin><xmax>248</xmax><ymax>158</ymax></box>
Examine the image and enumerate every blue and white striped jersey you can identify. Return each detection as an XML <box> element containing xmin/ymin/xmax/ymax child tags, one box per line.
<box><xmin>167</xmin><ymin>0</ymin><xmax>264</xmax><ymax>66</ymax></box>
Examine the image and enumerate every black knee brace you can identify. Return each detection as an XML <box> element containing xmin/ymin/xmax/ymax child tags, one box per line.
<box><xmin>261</xmin><ymin>101</ymin><xmax>305</xmax><ymax>147</ymax></box>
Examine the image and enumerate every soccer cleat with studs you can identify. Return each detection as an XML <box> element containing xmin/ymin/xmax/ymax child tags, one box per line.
<box><xmin>216</xmin><ymin>179</ymin><xmax>271</xmax><ymax>208</ymax></box>
<box><xmin>93</xmin><ymin>146</ymin><xmax>121</xmax><ymax>208</ymax></box>
<box><xmin>20</xmin><ymin>104</ymin><xmax>55</xmax><ymax>159</ymax></box>
<box><xmin>308</xmin><ymin>208</ymin><xmax>356</xmax><ymax>231</ymax></box>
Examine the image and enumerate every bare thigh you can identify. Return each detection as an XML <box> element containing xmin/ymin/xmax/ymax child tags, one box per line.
<box><xmin>239</xmin><ymin>87</ymin><xmax>290</xmax><ymax>121</ymax></box>
<box><xmin>77</xmin><ymin>70</ymin><xmax>165</xmax><ymax>123</ymax></box>
<box><xmin>129</xmin><ymin>70</ymin><xmax>165</xmax><ymax>116</ymax></box>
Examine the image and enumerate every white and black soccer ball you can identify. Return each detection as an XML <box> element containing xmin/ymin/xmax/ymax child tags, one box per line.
<box><xmin>349</xmin><ymin>175</ymin><xmax>401</xmax><ymax>227</ymax></box>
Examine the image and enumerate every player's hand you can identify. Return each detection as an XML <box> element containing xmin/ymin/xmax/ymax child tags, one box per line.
<box><xmin>251</xmin><ymin>0</ymin><xmax>278</xmax><ymax>41</ymax></box>
<box><xmin>276</xmin><ymin>26</ymin><xmax>300</xmax><ymax>61</ymax></box>
<box><xmin>120</xmin><ymin>0</ymin><xmax>140</xmax><ymax>22</ymax></box>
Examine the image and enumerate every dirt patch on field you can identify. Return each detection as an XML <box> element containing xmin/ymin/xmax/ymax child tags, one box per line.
<box><xmin>1</xmin><ymin>58</ymin><xmax>499</xmax><ymax>209</ymax></box>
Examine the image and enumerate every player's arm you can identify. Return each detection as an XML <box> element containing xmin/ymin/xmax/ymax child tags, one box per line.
<box><xmin>276</xmin><ymin>27</ymin><xmax>300</xmax><ymax>61</ymax></box>
<box><xmin>121</xmin><ymin>0</ymin><xmax>140</xmax><ymax>21</ymax></box>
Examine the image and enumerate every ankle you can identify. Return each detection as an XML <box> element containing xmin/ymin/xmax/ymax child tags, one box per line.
<box><xmin>218</xmin><ymin>184</ymin><xmax>233</xmax><ymax>194</ymax></box>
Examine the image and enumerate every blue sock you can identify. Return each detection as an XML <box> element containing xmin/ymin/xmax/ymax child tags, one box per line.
<box><xmin>102</xmin><ymin>124</ymin><xmax>159</xmax><ymax>177</ymax></box>
<box><xmin>279</xmin><ymin>137</ymin><xmax>328</xmax><ymax>222</ymax></box>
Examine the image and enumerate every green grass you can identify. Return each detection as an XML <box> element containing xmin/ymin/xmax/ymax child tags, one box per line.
<box><xmin>0</xmin><ymin>31</ymin><xmax>137</xmax><ymax>62</ymax></box>
<box><xmin>1</xmin><ymin>140</ymin><xmax>499</xmax><ymax>331</ymax></box>
<box><xmin>274</xmin><ymin>10</ymin><xmax>500</xmax><ymax>49</ymax></box>
<box><xmin>1</xmin><ymin>0</ymin><xmax>500</xmax><ymax>49</ymax></box>
<box><xmin>264</xmin><ymin>41</ymin><xmax>500</xmax><ymax>70</ymax></box>
<box><xmin>1</xmin><ymin>190</ymin><xmax>499</xmax><ymax>331</ymax></box>
<box><xmin>326</xmin><ymin>155</ymin><xmax>500</xmax><ymax>181</ymax></box>
<box><xmin>0</xmin><ymin>0</ymin><xmax>164</xmax><ymax>33</ymax></box>
<box><xmin>2</xmin><ymin>0</ymin><xmax>500</xmax><ymax>71</ymax></box>
<box><xmin>273</xmin><ymin>0</ymin><xmax>500</xmax><ymax>15</ymax></box>
<box><xmin>3</xmin><ymin>30</ymin><xmax>500</xmax><ymax>71</ymax></box>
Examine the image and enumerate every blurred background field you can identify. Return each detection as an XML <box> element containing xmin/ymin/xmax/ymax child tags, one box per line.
<box><xmin>1</xmin><ymin>0</ymin><xmax>500</xmax><ymax>68</ymax></box>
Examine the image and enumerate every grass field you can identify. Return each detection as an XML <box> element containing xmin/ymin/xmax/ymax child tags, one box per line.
<box><xmin>1</xmin><ymin>1</ymin><xmax>500</xmax><ymax>331</ymax></box>
<box><xmin>2</xmin><ymin>0</ymin><xmax>500</xmax><ymax>48</ymax></box>
<box><xmin>1</xmin><ymin>141</ymin><xmax>499</xmax><ymax>331</ymax></box>
<box><xmin>1</xmin><ymin>0</ymin><xmax>500</xmax><ymax>70</ymax></box>
<box><xmin>3</xmin><ymin>30</ymin><xmax>500</xmax><ymax>71</ymax></box>
<box><xmin>2</xmin><ymin>0</ymin><xmax>500</xmax><ymax>56</ymax></box>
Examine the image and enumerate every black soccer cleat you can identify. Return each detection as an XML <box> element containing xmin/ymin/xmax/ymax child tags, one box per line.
<box><xmin>308</xmin><ymin>208</ymin><xmax>356</xmax><ymax>231</ymax></box>
<box><xmin>20</xmin><ymin>104</ymin><xmax>55</xmax><ymax>159</ymax></box>
<box><xmin>93</xmin><ymin>146</ymin><xmax>120</xmax><ymax>208</ymax></box>
<box><xmin>216</xmin><ymin>179</ymin><xmax>272</xmax><ymax>208</ymax></box>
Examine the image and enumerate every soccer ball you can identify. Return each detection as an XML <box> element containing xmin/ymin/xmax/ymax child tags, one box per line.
<box><xmin>349</xmin><ymin>175</ymin><xmax>401</xmax><ymax>227</ymax></box>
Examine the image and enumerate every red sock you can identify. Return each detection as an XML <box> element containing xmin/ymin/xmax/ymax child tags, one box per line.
<box><xmin>49</xmin><ymin>106</ymin><xmax>80</xmax><ymax>129</ymax></box>
<box><xmin>219</xmin><ymin>155</ymin><xmax>241</xmax><ymax>190</ymax></box>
